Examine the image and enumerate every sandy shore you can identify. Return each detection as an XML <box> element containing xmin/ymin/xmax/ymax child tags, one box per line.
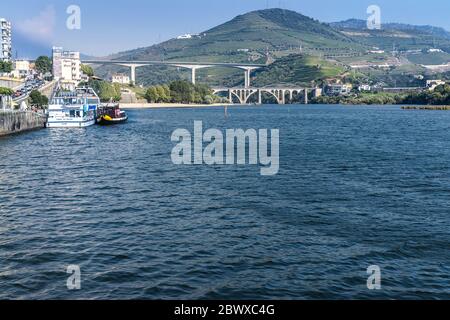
<box><xmin>120</xmin><ymin>103</ymin><xmax>244</xmax><ymax>109</ymax></box>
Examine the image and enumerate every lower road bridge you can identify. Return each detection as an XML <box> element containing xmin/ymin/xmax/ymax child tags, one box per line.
<box><xmin>213</xmin><ymin>87</ymin><xmax>313</xmax><ymax>105</ymax></box>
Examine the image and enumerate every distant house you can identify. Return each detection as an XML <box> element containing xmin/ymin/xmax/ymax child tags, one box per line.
<box><xmin>358</xmin><ymin>84</ymin><xmax>372</xmax><ymax>92</ymax></box>
<box><xmin>313</xmin><ymin>88</ymin><xmax>322</xmax><ymax>98</ymax></box>
<box><xmin>80</xmin><ymin>72</ymin><xmax>90</xmax><ymax>83</ymax></box>
<box><xmin>177</xmin><ymin>34</ymin><xmax>192</xmax><ymax>40</ymax></box>
<box><xmin>111</xmin><ymin>74</ymin><xmax>130</xmax><ymax>85</ymax></box>
<box><xmin>176</xmin><ymin>33</ymin><xmax>202</xmax><ymax>40</ymax></box>
<box><xmin>368</xmin><ymin>50</ymin><xmax>385</xmax><ymax>54</ymax></box>
<box><xmin>12</xmin><ymin>60</ymin><xmax>31</xmax><ymax>79</ymax></box>
<box><xmin>426</xmin><ymin>79</ymin><xmax>446</xmax><ymax>91</ymax></box>
<box><xmin>428</xmin><ymin>48</ymin><xmax>443</xmax><ymax>53</ymax></box>
<box><xmin>326</xmin><ymin>84</ymin><xmax>352</xmax><ymax>96</ymax></box>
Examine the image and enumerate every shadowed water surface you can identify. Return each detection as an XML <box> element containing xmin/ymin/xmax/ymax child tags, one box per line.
<box><xmin>0</xmin><ymin>105</ymin><xmax>449</xmax><ymax>299</ymax></box>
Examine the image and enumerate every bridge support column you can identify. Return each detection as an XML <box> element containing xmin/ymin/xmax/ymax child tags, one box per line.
<box><xmin>236</xmin><ymin>66</ymin><xmax>260</xmax><ymax>89</ymax></box>
<box><xmin>304</xmin><ymin>88</ymin><xmax>308</xmax><ymax>104</ymax></box>
<box><xmin>118</xmin><ymin>64</ymin><xmax>150</xmax><ymax>86</ymax></box>
<box><xmin>244</xmin><ymin>70</ymin><xmax>250</xmax><ymax>88</ymax></box>
<box><xmin>130</xmin><ymin>65</ymin><xmax>136</xmax><ymax>85</ymax></box>
<box><xmin>258</xmin><ymin>89</ymin><xmax>262</xmax><ymax>105</ymax></box>
<box><xmin>191</xmin><ymin>68</ymin><xmax>196</xmax><ymax>85</ymax></box>
<box><xmin>174</xmin><ymin>65</ymin><xmax>212</xmax><ymax>85</ymax></box>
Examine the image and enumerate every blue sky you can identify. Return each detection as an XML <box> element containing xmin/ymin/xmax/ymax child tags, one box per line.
<box><xmin>4</xmin><ymin>0</ymin><xmax>450</xmax><ymax>57</ymax></box>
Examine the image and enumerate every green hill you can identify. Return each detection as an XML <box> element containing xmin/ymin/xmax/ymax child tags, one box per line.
<box><xmin>94</xmin><ymin>9</ymin><xmax>364</xmax><ymax>86</ymax></box>
<box><xmin>330</xmin><ymin>19</ymin><xmax>450</xmax><ymax>52</ymax></box>
<box><xmin>94</xmin><ymin>9</ymin><xmax>450</xmax><ymax>87</ymax></box>
<box><xmin>252</xmin><ymin>54</ymin><xmax>346</xmax><ymax>87</ymax></box>
<box><xmin>113</xmin><ymin>9</ymin><xmax>363</xmax><ymax>63</ymax></box>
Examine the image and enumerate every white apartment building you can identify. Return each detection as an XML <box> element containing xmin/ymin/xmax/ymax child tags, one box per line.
<box><xmin>0</xmin><ymin>18</ymin><xmax>12</xmax><ymax>62</ymax></box>
<box><xmin>52</xmin><ymin>47</ymin><xmax>82</xmax><ymax>84</ymax></box>
<box><xmin>326</xmin><ymin>84</ymin><xmax>353</xmax><ymax>96</ymax></box>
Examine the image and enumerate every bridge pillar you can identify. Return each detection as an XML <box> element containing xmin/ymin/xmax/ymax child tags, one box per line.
<box><xmin>236</xmin><ymin>66</ymin><xmax>260</xmax><ymax>88</ymax></box>
<box><xmin>118</xmin><ymin>64</ymin><xmax>149</xmax><ymax>86</ymax></box>
<box><xmin>258</xmin><ymin>89</ymin><xmax>262</xmax><ymax>105</ymax></box>
<box><xmin>244</xmin><ymin>70</ymin><xmax>249</xmax><ymax>88</ymax></box>
<box><xmin>191</xmin><ymin>68</ymin><xmax>196</xmax><ymax>85</ymax></box>
<box><xmin>304</xmin><ymin>88</ymin><xmax>308</xmax><ymax>104</ymax></box>
<box><xmin>174</xmin><ymin>65</ymin><xmax>212</xmax><ymax>85</ymax></box>
<box><xmin>130</xmin><ymin>65</ymin><xmax>136</xmax><ymax>85</ymax></box>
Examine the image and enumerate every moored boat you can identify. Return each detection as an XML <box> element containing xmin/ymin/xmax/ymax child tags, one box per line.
<box><xmin>46</xmin><ymin>86</ymin><xmax>100</xmax><ymax>128</ymax></box>
<box><xmin>97</xmin><ymin>103</ymin><xmax>128</xmax><ymax>125</ymax></box>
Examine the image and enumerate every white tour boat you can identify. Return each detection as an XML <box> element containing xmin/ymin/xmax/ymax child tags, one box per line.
<box><xmin>47</xmin><ymin>87</ymin><xmax>100</xmax><ymax>128</ymax></box>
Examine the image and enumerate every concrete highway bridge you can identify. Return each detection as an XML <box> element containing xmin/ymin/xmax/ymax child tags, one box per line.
<box><xmin>82</xmin><ymin>60</ymin><xmax>266</xmax><ymax>87</ymax></box>
<box><xmin>213</xmin><ymin>87</ymin><xmax>312</xmax><ymax>105</ymax></box>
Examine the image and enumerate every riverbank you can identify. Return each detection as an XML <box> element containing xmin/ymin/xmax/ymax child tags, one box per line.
<box><xmin>0</xmin><ymin>111</ymin><xmax>46</xmax><ymax>137</ymax></box>
<box><xmin>120</xmin><ymin>102</ymin><xmax>238</xmax><ymax>109</ymax></box>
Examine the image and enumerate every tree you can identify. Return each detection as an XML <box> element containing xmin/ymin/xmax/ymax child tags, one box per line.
<box><xmin>81</xmin><ymin>64</ymin><xmax>94</xmax><ymax>77</ymax></box>
<box><xmin>29</xmin><ymin>90</ymin><xmax>49</xmax><ymax>108</ymax></box>
<box><xmin>35</xmin><ymin>56</ymin><xmax>52</xmax><ymax>74</ymax></box>
<box><xmin>0</xmin><ymin>87</ymin><xmax>14</xmax><ymax>96</ymax></box>
<box><xmin>155</xmin><ymin>85</ymin><xmax>169</xmax><ymax>102</ymax></box>
<box><xmin>89</xmin><ymin>80</ymin><xmax>121</xmax><ymax>102</ymax></box>
<box><xmin>162</xmin><ymin>84</ymin><xmax>171</xmax><ymax>102</ymax></box>
<box><xmin>145</xmin><ymin>86</ymin><xmax>159</xmax><ymax>103</ymax></box>
<box><xmin>0</xmin><ymin>61</ymin><xmax>13</xmax><ymax>73</ymax></box>
<box><xmin>169</xmin><ymin>80</ymin><xmax>195</xmax><ymax>103</ymax></box>
<box><xmin>194</xmin><ymin>83</ymin><xmax>213</xmax><ymax>103</ymax></box>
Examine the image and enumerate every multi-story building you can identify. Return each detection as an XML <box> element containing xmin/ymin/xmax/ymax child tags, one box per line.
<box><xmin>326</xmin><ymin>84</ymin><xmax>352</xmax><ymax>96</ymax></box>
<box><xmin>111</xmin><ymin>73</ymin><xmax>131</xmax><ymax>85</ymax></box>
<box><xmin>0</xmin><ymin>18</ymin><xmax>12</xmax><ymax>62</ymax></box>
<box><xmin>52</xmin><ymin>47</ymin><xmax>81</xmax><ymax>84</ymax></box>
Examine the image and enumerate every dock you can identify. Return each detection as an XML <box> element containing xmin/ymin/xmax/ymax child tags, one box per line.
<box><xmin>402</xmin><ymin>106</ymin><xmax>450</xmax><ymax>110</ymax></box>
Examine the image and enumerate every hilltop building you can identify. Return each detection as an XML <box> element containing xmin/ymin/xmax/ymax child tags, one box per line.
<box><xmin>52</xmin><ymin>47</ymin><xmax>82</xmax><ymax>85</ymax></box>
<box><xmin>0</xmin><ymin>18</ymin><xmax>12</xmax><ymax>62</ymax></box>
<box><xmin>177</xmin><ymin>34</ymin><xmax>192</xmax><ymax>39</ymax></box>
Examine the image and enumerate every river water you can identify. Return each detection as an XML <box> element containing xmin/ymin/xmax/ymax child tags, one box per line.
<box><xmin>0</xmin><ymin>105</ymin><xmax>449</xmax><ymax>299</ymax></box>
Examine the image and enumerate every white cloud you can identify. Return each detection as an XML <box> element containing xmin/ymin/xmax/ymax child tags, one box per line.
<box><xmin>16</xmin><ymin>5</ymin><xmax>56</xmax><ymax>44</ymax></box>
